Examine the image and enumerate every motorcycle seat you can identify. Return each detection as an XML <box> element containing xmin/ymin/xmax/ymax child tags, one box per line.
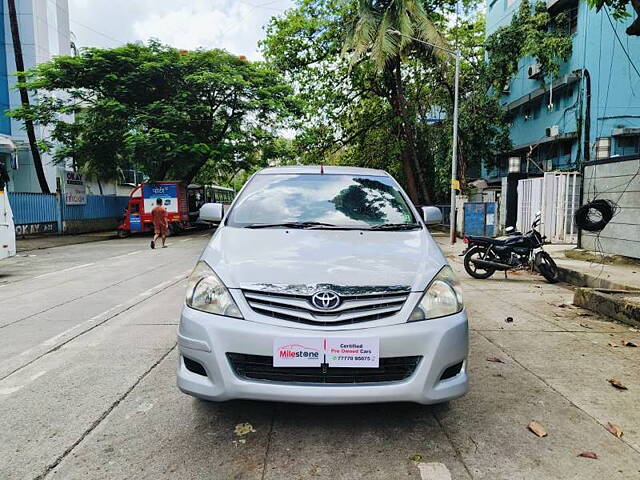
<box><xmin>466</xmin><ymin>235</ymin><xmax>507</xmax><ymax>245</ymax></box>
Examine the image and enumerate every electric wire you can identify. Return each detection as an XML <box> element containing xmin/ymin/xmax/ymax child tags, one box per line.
<box><xmin>605</xmin><ymin>7</ymin><xmax>640</xmax><ymax>80</ymax></box>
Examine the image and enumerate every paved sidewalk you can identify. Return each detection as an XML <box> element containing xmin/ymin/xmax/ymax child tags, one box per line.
<box><xmin>547</xmin><ymin>245</ymin><xmax>640</xmax><ymax>291</ymax></box>
<box><xmin>434</xmin><ymin>232</ymin><xmax>640</xmax><ymax>291</ymax></box>
<box><xmin>16</xmin><ymin>231</ymin><xmax>117</xmax><ymax>253</ymax></box>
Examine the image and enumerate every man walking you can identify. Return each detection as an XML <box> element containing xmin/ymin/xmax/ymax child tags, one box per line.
<box><xmin>151</xmin><ymin>198</ymin><xmax>168</xmax><ymax>249</ymax></box>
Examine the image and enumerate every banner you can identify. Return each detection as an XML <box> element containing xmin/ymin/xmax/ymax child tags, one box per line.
<box><xmin>142</xmin><ymin>184</ymin><xmax>179</xmax><ymax>213</ymax></box>
<box><xmin>63</xmin><ymin>170</ymin><xmax>86</xmax><ymax>205</ymax></box>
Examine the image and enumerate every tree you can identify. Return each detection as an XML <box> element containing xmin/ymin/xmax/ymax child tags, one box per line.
<box><xmin>342</xmin><ymin>0</ymin><xmax>450</xmax><ymax>204</ymax></box>
<box><xmin>9</xmin><ymin>42</ymin><xmax>295</xmax><ymax>186</ymax></box>
<box><xmin>263</xmin><ymin>0</ymin><xmax>512</xmax><ymax>204</ymax></box>
<box><xmin>587</xmin><ymin>0</ymin><xmax>640</xmax><ymax>35</ymax></box>
<box><xmin>7</xmin><ymin>0</ymin><xmax>50</xmax><ymax>193</ymax></box>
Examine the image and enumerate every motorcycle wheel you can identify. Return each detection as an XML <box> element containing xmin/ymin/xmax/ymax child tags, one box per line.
<box><xmin>535</xmin><ymin>251</ymin><xmax>559</xmax><ymax>283</ymax></box>
<box><xmin>464</xmin><ymin>246</ymin><xmax>496</xmax><ymax>279</ymax></box>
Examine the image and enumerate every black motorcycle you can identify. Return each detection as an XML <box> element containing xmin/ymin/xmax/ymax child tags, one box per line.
<box><xmin>461</xmin><ymin>214</ymin><xmax>560</xmax><ymax>283</ymax></box>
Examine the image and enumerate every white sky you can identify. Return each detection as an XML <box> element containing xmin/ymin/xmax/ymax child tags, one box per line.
<box><xmin>67</xmin><ymin>0</ymin><xmax>294</xmax><ymax>60</ymax></box>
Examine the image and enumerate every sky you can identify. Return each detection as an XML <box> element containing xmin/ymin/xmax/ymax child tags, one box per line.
<box><xmin>67</xmin><ymin>0</ymin><xmax>294</xmax><ymax>60</ymax></box>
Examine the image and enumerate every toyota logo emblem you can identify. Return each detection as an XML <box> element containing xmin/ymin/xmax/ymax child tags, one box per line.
<box><xmin>311</xmin><ymin>290</ymin><xmax>341</xmax><ymax>310</ymax></box>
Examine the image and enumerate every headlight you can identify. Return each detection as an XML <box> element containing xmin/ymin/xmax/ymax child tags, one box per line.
<box><xmin>185</xmin><ymin>261</ymin><xmax>243</xmax><ymax>318</ymax></box>
<box><xmin>409</xmin><ymin>266</ymin><xmax>464</xmax><ymax>321</ymax></box>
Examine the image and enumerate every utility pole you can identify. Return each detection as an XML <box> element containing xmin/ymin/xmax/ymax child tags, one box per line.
<box><xmin>7</xmin><ymin>0</ymin><xmax>50</xmax><ymax>194</ymax></box>
<box><xmin>449</xmin><ymin>50</ymin><xmax>460</xmax><ymax>244</ymax></box>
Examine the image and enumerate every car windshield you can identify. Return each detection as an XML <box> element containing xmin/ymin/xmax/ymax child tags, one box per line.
<box><xmin>226</xmin><ymin>173</ymin><xmax>417</xmax><ymax>228</ymax></box>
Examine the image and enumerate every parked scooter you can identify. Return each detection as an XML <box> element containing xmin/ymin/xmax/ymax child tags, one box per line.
<box><xmin>461</xmin><ymin>213</ymin><xmax>560</xmax><ymax>283</ymax></box>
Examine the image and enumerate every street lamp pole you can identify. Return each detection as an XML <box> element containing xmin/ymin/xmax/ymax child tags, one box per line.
<box><xmin>449</xmin><ymin>50</ymin><xmax>460</xmax><ymax>244</ymax></box>
<box><xmin>386</xmin><ymin>30</ymin><xmax>460</xmax><ymax>244</ymax></box>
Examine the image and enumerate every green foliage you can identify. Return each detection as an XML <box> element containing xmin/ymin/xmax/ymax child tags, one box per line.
<box><xmin>587</xmin><ymin>0</ymin><xmax>631</xmax><ymax>19</ymax></box>
<box><xmin>485</xmin><ymin>0</ymin><xmax>574</xmax><ymax>91</ymax></box>
<box><xmin>9</xmin><ymin>41</ymin><xmax>296</xmax><ymax>185</ymax></box>
<box><xmin>342</xmin><ymin>0</ymin><xmax>449</xmax><ymax>69</ymax></box>
<box><xmin>586</xmin><ymin>0</ymin><xmax>640</xmax><ymax>35</ymax></box>
<box><xmin>263</xmin><ymin>1</ymin><xmax>512</xmax><ymax>202</ymax></box>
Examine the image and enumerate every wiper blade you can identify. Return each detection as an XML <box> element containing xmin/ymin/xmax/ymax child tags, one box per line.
<box><xmin>369</xmin><ymin>223</ymin><xmax>421</xmax><ymax>231</ymax></box>
<box><xmin>245</xmin><ymin>221</ymin><xmax>336</xmax><ymax>229</ymax></box>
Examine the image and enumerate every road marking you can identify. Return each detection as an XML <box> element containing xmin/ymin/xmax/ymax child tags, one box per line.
<box><xmin>0</xmin><ymin>370</ymin><xmax>47</xmax><ymax>396</ymax></box>
<box><xmin>180</xmin><ymin>238</ymin><xmax>192</xmax><ymax>242</ymax></box>
<box><xmin>23</xmin><ymin>303</ymin><xmax>127</xmax><ymax>352</ymax></box>
<box><xmin>0</xmin><ymin>385</ymin><xmax>23</xmax><ymax>395</ymax></box>
<box><xmin>138</xmin><ymin>279</ymin><xmax>176</xmax><ymax>297</ymax></box>
<box><xmin>417</xmin><ymin>463</ymin><xmax>452</xmax><ymax>480</ymax></box>
<box><xmin>112</xmin><ymin>250</ymin><xmax>144</xmax><ymax>259</ymax></box>
<box><xmin>34</xmin><ymin>262</ymin><xmax>95</xmax><ymax>279</ymax></box>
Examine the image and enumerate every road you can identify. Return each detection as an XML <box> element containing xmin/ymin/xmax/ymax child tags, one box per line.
<box><xmin>1</xmin><ymin>231</ymin><xmax>639</xmax><ymax>479</ymax></box>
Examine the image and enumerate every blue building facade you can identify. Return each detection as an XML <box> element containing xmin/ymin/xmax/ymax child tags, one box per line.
<box><xmin>483</xmin><ymin>0</ymin><xmax>640</xmax><ymax>180</ymax></box>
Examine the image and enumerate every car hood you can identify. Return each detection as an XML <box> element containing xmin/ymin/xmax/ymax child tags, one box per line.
<box><xmin>201</xmin><ymin>226</ymin><xmax>447</xmax><ymax>292</ymax></box>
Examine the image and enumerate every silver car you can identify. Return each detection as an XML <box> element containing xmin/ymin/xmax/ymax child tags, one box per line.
<box><xmin>177</xmin><ymin>166</ymin><xmax>468</xmax><ymax>404</ymax></box>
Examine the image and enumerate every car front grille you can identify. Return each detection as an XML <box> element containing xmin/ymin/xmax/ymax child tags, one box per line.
<box><xmin>227</xmin><ymin>353</ymin><xmax>422</xmax><ymax>384</ymax></box>
<box><xmin>241</xmin><ymin>288</ymin><xmax>410</xmax><ymax>326</ymax></box>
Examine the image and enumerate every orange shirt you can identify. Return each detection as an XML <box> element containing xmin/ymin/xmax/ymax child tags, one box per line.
<box><xmin>151</xmin><ymin>205</ymin><xmax>168</xmax><ymax>228</ymax></box>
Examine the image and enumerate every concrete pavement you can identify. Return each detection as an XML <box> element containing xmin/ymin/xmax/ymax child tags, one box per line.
<box><xmin>1</xmin><ymin>231</ymin><xmax>639</xmax><ymax>479</ymax></box>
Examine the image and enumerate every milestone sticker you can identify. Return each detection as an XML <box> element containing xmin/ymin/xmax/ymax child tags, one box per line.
<box><xmin>273</xmin><ymin>338</ymin><xmax>323</xmax><ymax>367</ymax></box>
<box><xmin>273</xmin><ymin>337</ymin><xmax>380</xmax><ymax>368</ymax></box>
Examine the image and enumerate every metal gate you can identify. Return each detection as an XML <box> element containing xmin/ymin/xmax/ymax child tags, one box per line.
<box><xmin>516</xmin><ymin>178</ymin><xmax>543</xmax><ymax>234</ymax></box>
<box><xmin>541</xmin><ymin>172</ymin><xmax>580</xmax><ymax>244</ymax></box>
<box><xmin>463</xmin><ymin>202</ymin><xmax>497</xmax><ymax>237</ymax></box>
<box><xmin>517</xmin><ymin>172</ymin><xmax>580</xmax><ymax>244</ymax></box>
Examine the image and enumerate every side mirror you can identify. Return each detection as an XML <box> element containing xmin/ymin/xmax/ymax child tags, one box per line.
<box><xmin>199</xmin><ymin>203</ymin><xmax>224</xmax><ymax>223</ymax></box>
<box><xmin>422</xmin><ymin>206</ymin><xmax>443</xmax><ymax>226</ymax></box>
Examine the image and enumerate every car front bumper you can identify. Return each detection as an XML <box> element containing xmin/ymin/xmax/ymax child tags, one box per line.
<box><xmin>176</xmin><ymin>306</ymin><xmax>469</xmax><ymax>405</ymax></box>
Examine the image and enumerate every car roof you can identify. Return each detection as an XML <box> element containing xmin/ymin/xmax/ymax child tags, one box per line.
<box><xmin>256</xmin><ymin>165</ymin><xmax>390</xmax><ymax>176</ymax></box>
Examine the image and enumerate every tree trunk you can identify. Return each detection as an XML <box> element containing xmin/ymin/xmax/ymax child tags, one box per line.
<box><xmin>387</xmin><ymin>58</ymin><xmax>424</xmax><ymax>205</ymax></box>
<box><xmin>628</xmin><ymin>0</ymin><xmax>640</xmax><ymax>35</ymax></box>
<box><xmin>7</xmin><ymin>0</ymin><xmax>50</xmax><ymax>194</ymax></box>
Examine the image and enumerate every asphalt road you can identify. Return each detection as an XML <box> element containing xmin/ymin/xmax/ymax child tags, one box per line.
<box><xmin>1</xmin><ymin>231</ymin><xmax>639</xmax><ymax>479</ymax></box>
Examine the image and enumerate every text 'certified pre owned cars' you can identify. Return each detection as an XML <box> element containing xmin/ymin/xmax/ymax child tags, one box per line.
<box><xmin>177</xmin><ymin>166</ymin><xmax>468</xmax><ymax>404</ymax></box>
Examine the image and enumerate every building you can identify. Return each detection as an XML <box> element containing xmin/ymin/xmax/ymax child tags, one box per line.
<box><xmin>484</xmin><ymin>0</ymin><xmax>640</xmax><ymax>257</ymax></box>
<box><xmin>0</xmin><ymin>0</ymin><xmax>71</xmax><ymax>193</ymax></box>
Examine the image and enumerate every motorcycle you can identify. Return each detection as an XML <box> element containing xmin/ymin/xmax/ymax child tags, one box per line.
<box><xmin>461</xmin><ymin>213</ymin><xmax>560</xmax><ymax>283</ymax></box>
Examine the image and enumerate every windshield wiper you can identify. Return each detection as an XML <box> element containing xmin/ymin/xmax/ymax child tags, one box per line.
<box><xmin>245</xmin><ymin>221</ymin><xmax>337</xmax><ymax>229</ymax></box>
<box><xmin>369</xmin><ymin>223</ymin><xmax>421</xmax><ymax>231</ymax></box>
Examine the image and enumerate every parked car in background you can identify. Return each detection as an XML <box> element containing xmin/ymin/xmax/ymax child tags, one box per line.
<box><xmin>0</xmin><ymin>186</ymin><xmax>16</xmax><ymax>261</ymax></box>
<box><xmin>177</xmin><ymin>166</ymin><xmax>468</xmax><ymax>405</ymax></box>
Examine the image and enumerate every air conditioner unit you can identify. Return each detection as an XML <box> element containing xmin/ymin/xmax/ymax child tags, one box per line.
<box><xmin>527</xmin><ymin>63</ymin><xmax>542</xmax><ymax>79</ymax></box>
<box><xmin>545</xmin><ymin>125</ymin><xmax>560</xmax><ymax>137</ymax></box>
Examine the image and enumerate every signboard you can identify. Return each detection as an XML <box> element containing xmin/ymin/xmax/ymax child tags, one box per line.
<box><xmin>129</xmin><ymin>214</ymin><xmax>141</xmax><ymax>232</ymax></box>
<box><xmin>15</xmin><ymin>222</ymin><xmax>58</xmax><ymax>236</ymax></box>
<box><xmin>63</xmin><ymin>170</ymin><xmax>86</xmax><ymax>205</ymax></box>
<box><xmin>273</xmin><ymin>337</ymin><xmax>379</xmax><ymax>368</ymax></box>
<box><xmin>142</xmin><ymin>184</ymin><xmax>179</xmax><ymax>214</ymax></box>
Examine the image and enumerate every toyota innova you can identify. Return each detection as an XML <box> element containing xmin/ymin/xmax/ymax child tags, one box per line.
<box><xmin>177</xmin><ymin>166</ymin><xmax>468</xmax><ymax>404</ymax></box>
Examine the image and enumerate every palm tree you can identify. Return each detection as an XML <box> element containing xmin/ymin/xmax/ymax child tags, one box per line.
<box><xmin>343</xmin><ymin>0</ymin><xmax>449</xmax><ymax>204</ymax></box>
<box><xmin>7</xmin><ymin>0</ymin><xmax>50</xmax><ymax>193</ymax></box>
